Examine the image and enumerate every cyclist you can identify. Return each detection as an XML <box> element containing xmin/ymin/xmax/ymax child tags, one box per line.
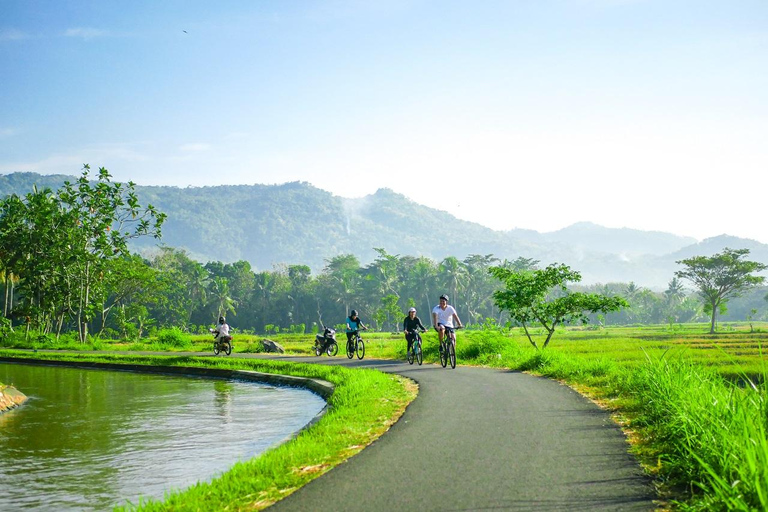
<box><xmin>345</xmin><ymin>309</ymin><xmax>368</xmax><ymax>346</ymax></box>
<box><xmin>403</xmin><ymin>307</ymin><xmax>427</xmax><ymax>355</ymax></box>
<box><xmin>432</xmin><ymin>295</ymin><xmax>462</xmax><ymax>346</ymax></box>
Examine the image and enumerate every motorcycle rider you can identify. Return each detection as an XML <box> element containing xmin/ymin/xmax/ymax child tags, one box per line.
<box><xmin>212</xmin><ymin>316</ymin><xmax>231</xmax><ymax>345</ymax></box>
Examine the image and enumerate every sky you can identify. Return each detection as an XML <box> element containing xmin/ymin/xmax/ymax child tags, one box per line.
<box><xmin>1</xmin><ymin>0</ymin><xmax>767</xmax><ymax>243</ymax></box>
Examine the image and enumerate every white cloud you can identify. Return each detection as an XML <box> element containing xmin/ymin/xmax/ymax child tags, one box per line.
<box><xmin>64</xmin><ymin>28</ymin><xmax>109</xmax><ymax>40</ymax></box>
<box><xmin>0</xmin><ymin>143</ymin><xmax>150</xmax><ymax>174</ymax></box>
<box><xmin>0</xmin><ymin>128</ymin><xmax>18</xmax><ymax>138</ymax></box>
<box><xmin>0</xmin><ymin>28</ymin><xmax>29</xmax><ymax>41</ymax></box>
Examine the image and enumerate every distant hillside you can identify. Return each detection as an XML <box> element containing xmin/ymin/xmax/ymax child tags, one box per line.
<box><xmin>2</xmin><ymin>172</ymin><xmax>767</xmax><ymax>289</ymax></box>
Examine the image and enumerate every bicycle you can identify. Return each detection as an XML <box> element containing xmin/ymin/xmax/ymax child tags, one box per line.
<box><xmin>346</xmin><ymin>330</ymin><xmax>365</xmax><ymax>360</ymax></box>
<box><xmin>438</xmin><ymin>325</ymin><xmax>460</xmax><ymax>369</ymax></box>
<box><xmin>406</xmin><ymin>330</ymin><xmax>424</xmax><ymax>365</ymax></box>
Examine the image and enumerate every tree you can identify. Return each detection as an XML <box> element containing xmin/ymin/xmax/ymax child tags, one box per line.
<box><xmin>57</xmin><ymin>166</ymin><xmax>165</xmax><ymax>341</ymax></box>
<box><xmin>489</xmin><ymin>263</ymin><xmax>628</xmax><ymax>349</ymax></box>
<box><xmin>675</xmin><ymin>248</ymin><xmax>767</xmax><ymax>334</ymax></box>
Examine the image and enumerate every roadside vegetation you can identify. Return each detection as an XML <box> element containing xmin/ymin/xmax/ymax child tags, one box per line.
<box><xmin>0</xmin><ymin>349</ymin><xmax>416</xmax><ymax>511</ymax></box>
<box><xmin>4</xmin><ymin>323</ymin><xmax>768</xmax><ymax>509</ymax></box>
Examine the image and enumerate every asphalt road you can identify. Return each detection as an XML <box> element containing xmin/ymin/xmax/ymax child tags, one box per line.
<box><xmin>256</xmin><ymin>354</ymin><xmax>656</xmax><ymax>511</ymax></box>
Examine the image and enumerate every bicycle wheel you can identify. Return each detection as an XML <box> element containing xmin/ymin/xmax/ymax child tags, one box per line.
<box><xmin>416</xmin><ymin>339</ymin><xmax>423</xmax><ymax>365</ymax></box>
<box><xmin>327</xmin><ymin>342</ymin><xmax>339</xmax><ymax>357</ymax></box>
<box><xmin>224</xmin><ymin>341</ymin><xmax>232</xmax><ymax>356</ymax></box>
<box><xmin>439</xmin><ymin>341</ymin><xmax>447</xmax><ymax>368</ymax></box>
<box><xmin>346</xmin><ymin>340</ymin><xmax>354</xmax><ymax>359</ymax></box>
<box><xmin>449</xmin><ymin>338</ymin><xmax>456</xmax><ymax>369</ymax></box>
<box><xmin>213</xmin><ymin>342</ymin><xmax>220</xmax><ymax>356</ymax></box>
<box><xmin>356</xmin><ymin>338</ymin><xmax>365</xmax><ymax>359</ymax></box>
<box><xmin>407</xmin><ymin>341</ymin><xmax>414</xmax><ymax>364</ymax></box>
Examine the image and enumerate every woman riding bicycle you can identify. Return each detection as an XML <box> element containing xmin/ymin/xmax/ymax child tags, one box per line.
<box><xmin>345</xmin><ymin>310</ymin><xmax>368</xmax><ymax>345</ymax></box>
<box><xmin>431</xmin><ymin>295</ymin><xmax>462</xmax><ymax>345</ymax></box>
<box><xmin>403</xmin><ymin>307</ymin><xmax>427</xmax><ymax>355</ymax></box>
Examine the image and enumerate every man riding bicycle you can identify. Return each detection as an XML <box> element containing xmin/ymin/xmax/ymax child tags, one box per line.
<box><xmin>432</xmin><ymin>295</ymin><xmax>462</xmax><ymax>345</ymax></box>
<box><xmin>403</xmin><ymin>307</ymin><xmax>427</xmax><ymax>354</ymax></box>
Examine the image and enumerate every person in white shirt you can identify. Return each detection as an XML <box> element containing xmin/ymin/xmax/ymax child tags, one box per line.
<box><xmin>431</xmin><ymin>294</ymin><xmax>462</xmax><ymax>346</ymax></box>
<box><xmin>213</xmin><ymin>316</ymin><xmax>231</xmax><ymax>342</ymax></box>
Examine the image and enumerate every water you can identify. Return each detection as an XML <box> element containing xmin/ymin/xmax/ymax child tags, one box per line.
<box><xmin>0</xmin><ymin>362</ymin><xmax>326</xmax><ymax>510</ymax></box>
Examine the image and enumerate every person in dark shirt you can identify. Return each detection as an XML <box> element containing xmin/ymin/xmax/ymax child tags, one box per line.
<box><xmin>403</xmin><ymin>307</ymin><xmax>427</xmax><ymax>354</ymax></box>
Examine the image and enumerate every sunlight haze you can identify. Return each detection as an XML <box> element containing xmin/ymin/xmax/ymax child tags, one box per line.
<box><xmin>1</xmin><ymin>0</ymin><xmax>766</xmax><ymax>243</ymax></box>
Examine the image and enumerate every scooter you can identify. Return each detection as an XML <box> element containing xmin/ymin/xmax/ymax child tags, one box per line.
<box><xmin>210</xmin><ymin>329</ymin><xmax>233</xmax><ymax>356</ymax></box>
<box><xmin>314</xmin><ymin>326</ymin><xmax>338</xmax><ymax>356</ymax></box>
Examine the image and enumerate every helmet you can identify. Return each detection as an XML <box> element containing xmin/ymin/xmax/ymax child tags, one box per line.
<box><xmin>219</xmin><ymin>316</ymin><xmax>226</xmax><ymax>323</ymax></box>
<box><xmin>350</xmin><ymin>310</ymin><xmax>358</xmax><ymax>317</ymax></box>
<box><xmin>408</xmin><ymin>307</ymin><xmax>416</xmax><ymax>313</ymax></box>
<box><xmin>439</xmin><ymin>294</ymin><xmax>449</xmax><ymax>302</ymax></box>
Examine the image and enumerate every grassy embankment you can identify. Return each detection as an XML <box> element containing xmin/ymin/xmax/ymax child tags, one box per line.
<box><xmin>4</xmin><ymin>322</ymin><xmax>768</xmax><ymax>510</ymax></box>
<box><xmin>0</xmin><ymin>350</ymin><xmax>415</xmax><ymax>511</ymax></box>
<box><xmin>236</xmin><ymin>323</ymin><xmax>768</xmax><ymax>511</ymax></box>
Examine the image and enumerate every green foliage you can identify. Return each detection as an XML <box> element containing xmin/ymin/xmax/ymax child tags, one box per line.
<box><xmin>155</xmin><ymin>327</ymin><xmax>191</xmax><ymax>348</ymax></box>
<box><xmin>0</xmin><ymin>350</ymin><xmax>415</xmax><ymax>512</ymax></box>
<box><xmin>489</xmin><ymin>263</ymin><xmax>628</xmax><ymax>349</ymax></box>
<box><xmin>676</xmin><ymin>248</ymin><xmax>767</xmax><ymax>334</ymax></box>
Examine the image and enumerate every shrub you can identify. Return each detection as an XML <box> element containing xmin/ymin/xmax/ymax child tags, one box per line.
<box><xmin>155</xmin><ymin>327</ymin><xmax>191</xmax><ymax>348</ymax></box>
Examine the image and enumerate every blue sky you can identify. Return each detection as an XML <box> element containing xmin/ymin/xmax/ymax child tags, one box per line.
<box><xmin>1</xmin><ymin>0</ymin><xmax>767</xmax><ymax>243</ymax></box>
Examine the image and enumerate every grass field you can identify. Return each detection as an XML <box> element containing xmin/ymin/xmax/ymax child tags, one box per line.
<box><xmin>3</xmin><ymin>322</ymin><xmax>768</xmax><ymax>510</ymax></box>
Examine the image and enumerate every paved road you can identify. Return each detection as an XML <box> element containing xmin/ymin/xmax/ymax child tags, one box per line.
<box><xmin>250</xmin><ymin>354</ymin><xmax>656</xmax><ymax>511</ymax></box>
<box><xmin>17</xmin><ymin>350</ymin><xmax>656</xmax><ymax>510</ymax></box>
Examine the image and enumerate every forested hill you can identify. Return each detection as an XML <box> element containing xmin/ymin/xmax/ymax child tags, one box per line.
<box><xmin>2</xmin><ymin>172</ymin><xmax>767</xmax><ymax>288</ymax></box>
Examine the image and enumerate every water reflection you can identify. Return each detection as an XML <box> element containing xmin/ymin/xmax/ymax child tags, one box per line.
<box><xmin>0</xmin><ymin>362</ymin><xmax>326</xmax><ymax>511</ymax></box>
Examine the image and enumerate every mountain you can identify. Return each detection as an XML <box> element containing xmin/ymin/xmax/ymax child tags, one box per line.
<box><xmin>2</xmin><ymin>172</ymin><xmax>766</xmax><ymax>289</ymax></box>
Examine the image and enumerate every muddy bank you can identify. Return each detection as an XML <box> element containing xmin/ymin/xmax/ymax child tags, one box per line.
<box><xmin>0</xmin><ymin>385</ymin><xmax>27</xmax><ymax>413</ymax></box>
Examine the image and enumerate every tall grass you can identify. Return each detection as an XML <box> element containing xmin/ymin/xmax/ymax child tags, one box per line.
<box><xmin>6</xmin><ymin>324</ymin><xmax>768</xmax><ymax>509</ymax></box>
<box><xmin>624</xmin><ymin>357</ymin><xmax>768</xmax><ymax>511</ymax></box>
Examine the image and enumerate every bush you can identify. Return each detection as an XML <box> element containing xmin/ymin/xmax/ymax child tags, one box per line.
<box><xmin>155</xmin><ymin>327</ymin><xmax>191</xmax><ymax>348</ymax></box>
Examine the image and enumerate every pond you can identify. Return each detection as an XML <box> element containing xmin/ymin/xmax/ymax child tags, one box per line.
<box><xmin>0</xmin><ymin>362</ymin><xmax>327</xmax><ymax>510</ymax></box>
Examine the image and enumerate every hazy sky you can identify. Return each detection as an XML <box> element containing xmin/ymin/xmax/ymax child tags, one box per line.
<box><xmin>1</xmin><ymin>1</ymin><xmax>766</xmax><ymax>243</ymax></box>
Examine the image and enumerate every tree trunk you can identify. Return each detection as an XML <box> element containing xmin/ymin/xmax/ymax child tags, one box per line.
<box><xmin>709</xmin><ymin>299</ymin><xmax>717</xmax><ymax>334</ymax></box>
<box><xmin>3</xmin><ymin>274</ymin><xmax>9</xmax><ymax>317</ymax></box>
<box><xmin>521</xmin><ymin>323</ymin><xmax>538</xmax><ymax>350</ymax></box>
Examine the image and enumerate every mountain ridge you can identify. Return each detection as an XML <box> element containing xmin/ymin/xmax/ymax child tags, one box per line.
<box><xmin>1</xmin><ymin>172</ymin><xmax>766</xmax><ymax>289</ymax></box>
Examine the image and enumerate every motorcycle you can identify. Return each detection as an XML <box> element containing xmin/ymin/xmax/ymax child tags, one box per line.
<box><xmin>314</xmin><ymin>326</ymin><xmax>338</xmax><ymax>357</ymax></box>
<box><xmin>209</xmin><ymin>328</ymin><xmax>233</xmax><ymax>356</ymax></box>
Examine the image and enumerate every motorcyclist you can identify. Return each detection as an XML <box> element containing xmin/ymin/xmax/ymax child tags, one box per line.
<box><xmin>403</xmin><ymin>307</ymin><xmax>427</xmax><ymax>354</ymax></box>
<box><xmin>212</xmin><ymin>316</ymin><xmax>231</xmax><ymax>344</ymax></box>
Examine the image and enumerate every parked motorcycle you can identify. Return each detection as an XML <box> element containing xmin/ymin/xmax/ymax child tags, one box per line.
<box><xmin>314</xmin><ymin>326</ymin><xmax>338</xmax><ymax>356</ymax></box>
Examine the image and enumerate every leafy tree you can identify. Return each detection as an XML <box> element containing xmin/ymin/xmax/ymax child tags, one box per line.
<box><xmin>148</xmin><ymin>247</ymin><xmax>205</xmax><ymax>328</ymax></box>
<box><xmin>98</xmin><ymin>255</ymin><xmax>158</xmax><ymax>336</ymax></box>
<box><xmin>208</xmin><ymin>276</ymin><xmax>236</xmax><ymax>321</ymax></box>
<box><xmin>675</xmin><ymin>248</ymin><xmax>767</xmax><ymax>334</ymax></box>
<box><xmin>489</xmin><ymin>263</ymin><xmax>628</xmax><ymax>349</ymax></box>
<box><xmin>57</xmin><ymin>166</ymin><xmax>165</xmax><ymax>341</ymax></box>
<box><xmin>438</xmin><ymin>256</ymin><xmax>467</xmax><ymax>304</ymax></box>
<box><xmin>462</xmin><ymin>254</ymin><xmax>499</xmax><ymax>325</ymax></box>
<box><xmin>664</xmin><ymin>277</ymin><xmax>686</xmax><ymax>304</ymax></box>
<box><xmin>321</xmin><ymin>254</ymin><xmax>361</xmax><ymax>317</ymax></box>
